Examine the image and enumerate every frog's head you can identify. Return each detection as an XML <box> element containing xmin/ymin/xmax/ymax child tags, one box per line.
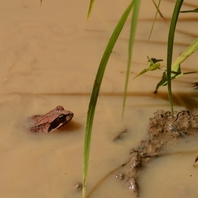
<box><xmin>48</xmin><ymin>111</ymin><xmax>74</xmax><ymax>133</ymax></box>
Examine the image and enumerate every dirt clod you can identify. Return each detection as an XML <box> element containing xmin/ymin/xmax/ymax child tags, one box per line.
<box><xmin>118</xmin><ymin>110</ymin><xmax>198</xmax><ymax>196</ymax></box>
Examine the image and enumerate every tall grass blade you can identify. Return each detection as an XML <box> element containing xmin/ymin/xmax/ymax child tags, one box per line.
<box><xmin>122</xmin><ymin>0</ymin><xmax>141</xmax><ymax>118</ymax></box>
<box><xmin>167</xmin><ymin>0</ymin><xmax>183</xmax><ymax>114</ymax></box>
<box><xmin>87</xmin><ymin>0</ymin><xmax>95</xmax><ymax>19</ymax></box>
<box><xmin>83</xmin><ymin>1</ymin><xmax>134</xmax><ymax>197</ymax></box>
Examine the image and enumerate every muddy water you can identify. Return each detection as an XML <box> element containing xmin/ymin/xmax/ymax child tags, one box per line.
<box><xmin>0</xmin><ymin>0</ymin><xmax>198</xmax><ymax>198</ymax></box>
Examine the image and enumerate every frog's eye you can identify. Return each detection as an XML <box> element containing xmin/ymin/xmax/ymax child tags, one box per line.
<box><xmin>48</xmin><ymin>114</ymin><xmax>66</xmax><ymax>132</ymax></box>
<box><xmin>58</xmin><ymin>114</ymin><xmax>66</xmax><ymax>122</ymax></box>
<box><xmin>48</xmin><ymin>113</ymin><xmax>73</xmax><ymax>133</ymax></box>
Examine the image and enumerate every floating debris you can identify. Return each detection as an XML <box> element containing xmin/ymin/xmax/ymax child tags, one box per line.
<box><xmin>75</xmin><ymin>182</ymin><xmax>82</xmax><ymax>191</ymax></box>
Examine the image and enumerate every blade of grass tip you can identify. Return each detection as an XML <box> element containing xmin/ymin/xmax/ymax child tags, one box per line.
<box><xmin>167</xmin><ymin>0</ymin><xmax>183</xmax><ymax>114</ymax></box>
<box><xmin>148</xmin><ymin>0</ymin><xmax>162</xmax><ymax>41</ymax></box>
<box><xmin>40</xmin><ymin>0</ymin><xmax>42</xmax><ymax>5</ymax></box>
<box><xmin>122</xmin><ymin>0</ymin><xmax>141</xmax><ymax>119</ymax></box>
<box><xmin>82</xmin><ymin>1</ymin><xmax>134</xmax><ymax>198</ymax></box>
<box><xmin>87</xmin><ymin>0</ymin><xmax>95</xmax><ymax>19</ymax></box>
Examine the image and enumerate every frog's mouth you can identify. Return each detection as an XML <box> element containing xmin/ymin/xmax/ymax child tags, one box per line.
<box><xmin>48</xmin><ymin>113</ymin><xmax>74</xmax><ymax>133</ymax></box>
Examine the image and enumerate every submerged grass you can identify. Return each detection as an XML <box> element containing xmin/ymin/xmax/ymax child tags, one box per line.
<box><xmin>83</xmin><ymin>1</ymin><xmax>136</xmax><ymax>197</ymax></box>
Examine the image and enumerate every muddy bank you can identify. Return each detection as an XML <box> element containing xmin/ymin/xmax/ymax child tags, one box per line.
<box><xmin>117</xmin><ymin>110</ymin><xmax>198</xmax><ymax>196</ymax></box>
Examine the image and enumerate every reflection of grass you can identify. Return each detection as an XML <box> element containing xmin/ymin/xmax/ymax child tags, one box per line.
<box><xmin>83</xmin><ymin>0</ymin><xmax>198</xmax><ymax>197</ymax></box>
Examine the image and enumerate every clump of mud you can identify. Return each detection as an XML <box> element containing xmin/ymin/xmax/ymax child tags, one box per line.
<box><xmin>116</xmin><ymin>110</ymin><xmax>198</xmax><ymax>196</ymax></box>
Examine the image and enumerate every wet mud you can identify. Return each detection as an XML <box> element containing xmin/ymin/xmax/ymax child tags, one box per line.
<box><xmin>117</xmin><ymin>110</ymin><xmax>198</xmax><ymax>196</ymax></box>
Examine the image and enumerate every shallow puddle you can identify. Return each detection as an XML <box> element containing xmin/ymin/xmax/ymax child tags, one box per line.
<box><xmin>0</xmin><ymin>0</ymin><xmax>198</xmax><ymax>198</ymax></box>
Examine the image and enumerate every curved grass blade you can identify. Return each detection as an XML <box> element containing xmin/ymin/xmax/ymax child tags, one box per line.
<box><xmin>167</xmin><ymin>0</ymin><xmax>184</xmax><ymax>114</ymax></box>
<box><xmin>83</xmin><ymin>1</ymin><xmax>134</xmax><ymax>197</ymax></box>
<box><xmin>87</xmin><ymin>0</ymin><xmax>95</xmax><ymax>19</ymax></box>
<box><xmin>122</xmin><ymin>0</ymin><xmax>141</xmax><ymax>118</ymax></box>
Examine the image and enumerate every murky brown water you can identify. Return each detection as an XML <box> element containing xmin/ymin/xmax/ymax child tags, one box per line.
<box><xmin>0</xmin><ymin>0</ymin><xmax>198</xmax><ymax>198</ymax></box>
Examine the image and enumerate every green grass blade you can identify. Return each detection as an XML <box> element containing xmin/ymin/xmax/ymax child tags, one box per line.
<box><xmin>172</xmin><ymin>37</ymin><xmax>198</xmax><ymax>68</ymax></box>
<box><xmin>180</xmin><ymin>8</ymin><xmax>198</xmax><ymax>13</ymax></box>
<box><xmin>148</xmin><ymin>0</ymin><xmax>162</xmax><ymax>41</ymax></box>
<box><xmin>87</xmin><ymin>0</ymin><xmax>95</xmax><ymax>19</ymax></box>
<box><xmin>167</xmin><ymin>0</ymin><xmax>183</xmax><ymax>114</ymax></box>
<box><xmin>83</xmin><ymin>1</ymin><xmax>134</xmax><ymax>197</ymax></box>
<box><xmin>122</xmin><ymin>0</ymin><xmax>141</xmax><ymax>118</ymax></box>
<box><xmin>154</xmin><ymin>37</ymin><xmax>198</xmax><ymax>93</ymax></box>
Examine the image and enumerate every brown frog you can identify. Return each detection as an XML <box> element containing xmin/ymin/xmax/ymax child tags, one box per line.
<box><xmin>29</xmin><ymin>106</ymin><xmax>74</xmax><ymax>133</ymax></box>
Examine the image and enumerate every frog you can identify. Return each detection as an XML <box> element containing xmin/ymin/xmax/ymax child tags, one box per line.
<box><xmin>29</xmin><ymin>105</ymin><xmax>74</xmax><ymax>133</ymax></box>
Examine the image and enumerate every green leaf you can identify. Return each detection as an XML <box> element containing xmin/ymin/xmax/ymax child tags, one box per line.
<box><xmin>155</xmin><ymin>37</ymin><xmax>198</xmax><ymax>93</ymax></box>
<box><xmin>171</xmin><ymin>37</ymin><xmax>198</xmax><ymax>68</ymax></box>
<box><xmin>122</xmin><ymin>0</ymin><xmax>141</xmax><ymax>118</ymax></box>
<box><xmin>154</xmin><ymin>67</ymin><xmax>197</xmax><ymax>93</ymax></box>
<box><xmin>133</xmin><ymin>57</ymin><xmax>162</xmax><ymax>79</ymax></box>
<box><xmin>83</xmin><ymin>1</ymin><xmax>135</xmax><ymax>197</ymax></box>
<box><xmin>154</xmin><ymin>64</ymin><xmax>182</xmax><ymax>93</ymax></box>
